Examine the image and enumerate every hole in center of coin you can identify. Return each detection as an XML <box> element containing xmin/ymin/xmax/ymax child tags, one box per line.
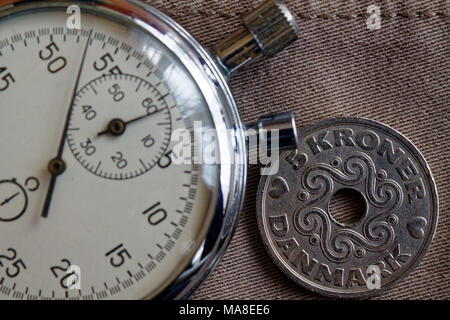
<box><xmin>329</xmin><ymin>188</ymin><xmax>366</xmax><ymax>226</ymax></box>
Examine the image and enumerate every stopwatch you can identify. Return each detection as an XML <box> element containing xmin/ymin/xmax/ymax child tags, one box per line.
<box><xmin>0</xmin><ymin>0</ymin><xmax>299</xmax><ymax>299</ymax></box>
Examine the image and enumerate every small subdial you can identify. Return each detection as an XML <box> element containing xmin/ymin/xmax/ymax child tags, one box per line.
<box><xmin>67</xmin><ymin>74</ymin><xmax>172</xmax><ymax>180</ymax></box>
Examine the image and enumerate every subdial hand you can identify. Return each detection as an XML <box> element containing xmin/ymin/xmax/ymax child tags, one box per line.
<box><xmin>97</xmin><ymin>108</ymin><xmax>162</xmax><ymax>137</ymax></box>
<box><xmin>1</xmin><ymin>192</ymin><xmax>20</xmax><ymax>206</ymax></box>
<box><xmin>41</xmin><ymin>29</ymin><xmax>93</xmax><ymax>218</ymax></box>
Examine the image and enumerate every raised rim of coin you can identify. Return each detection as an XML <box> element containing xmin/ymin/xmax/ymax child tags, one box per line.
<box><xmin>256</xmin><ymin>117</ymin><xmax>439</xmax><ymax>298</ymax></box>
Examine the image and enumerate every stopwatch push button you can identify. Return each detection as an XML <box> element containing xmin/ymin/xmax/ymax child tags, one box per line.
<box><xmin>246</xmin><ymin>112</ymin><xmax>299</xmax><ymax>153</ymax></box>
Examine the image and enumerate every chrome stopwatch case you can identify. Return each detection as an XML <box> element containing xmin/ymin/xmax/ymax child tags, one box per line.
<box><xmin>0</xmin><ymin>0</ymin><xmax>299</xmax><ymax>299</ymax></box>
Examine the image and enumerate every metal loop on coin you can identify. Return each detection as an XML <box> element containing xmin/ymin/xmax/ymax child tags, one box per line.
<box><xmin>256</xmin><ymin>118</ymin><xmax>438</xmax><ymax>298</ymax></box>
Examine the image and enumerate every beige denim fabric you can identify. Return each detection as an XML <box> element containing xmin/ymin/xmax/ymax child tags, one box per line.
<box><xmin>146</xmin><ymin>0</ymin><xmax>449</xmax><ymax>299</ymax></box>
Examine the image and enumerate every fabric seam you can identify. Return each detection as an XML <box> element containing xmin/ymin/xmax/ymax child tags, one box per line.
<box><xmin>163</xmin><ymin>9</ymin><xmax>449</xmax><ymax>19</ymax></box>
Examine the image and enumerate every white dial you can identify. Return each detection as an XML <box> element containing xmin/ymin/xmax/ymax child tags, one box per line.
<box><xmin>0</xmin><ymin>5</ymin><xmax>218</xmax><ymax>299</ymax></box>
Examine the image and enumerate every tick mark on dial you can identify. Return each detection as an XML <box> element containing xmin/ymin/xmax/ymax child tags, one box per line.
<box><xmin>135</xmin><ymin>79</ymin><xmax>143</xmax><ymax>92</ymax></box>
<box><xmin>89</xmin><ymin>83</ymin><xmax>98</xmax><ymax>94</ymax></box>
<box><xmin>94</xmin><ymin>161</ymin><xmax>102</xmax><ymax>174</ymax></box>
<box><xmin>158</xmin><ymin>93</ymin><xmax>169</xmax><ymax>101</ymax></box>
<box><xmin>139</xmin><ymin>159</ymin><xmax>148</xmax><ymax>170</ymax></box>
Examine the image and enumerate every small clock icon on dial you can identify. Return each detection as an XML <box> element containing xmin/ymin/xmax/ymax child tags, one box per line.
<box><xmin>0</xmin><ymin>179</ymin><xmax>28</xmax><ymax>222</ymax></box>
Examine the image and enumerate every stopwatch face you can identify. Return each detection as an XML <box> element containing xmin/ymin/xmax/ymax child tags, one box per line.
<box><xmin>0</xmin><ymin>1</ymin><xmax>232</xmax><ymax>299</ymax></box>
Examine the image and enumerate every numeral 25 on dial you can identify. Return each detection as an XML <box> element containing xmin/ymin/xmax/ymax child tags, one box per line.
<box><xmin>0</xmin><ymin>248</ymin><xmax>27</xmax><ymax>278</ymax></box>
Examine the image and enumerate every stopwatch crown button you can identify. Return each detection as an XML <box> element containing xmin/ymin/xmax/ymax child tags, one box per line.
<box><xmin>214</xmin><ymin>0</ymin><xmax>299</xmax><ymax>75</ymax></box>
<box><xmin>243</xmin><ymin>0</ymin><xmax>299</xmax><ymax>57</ymax></box>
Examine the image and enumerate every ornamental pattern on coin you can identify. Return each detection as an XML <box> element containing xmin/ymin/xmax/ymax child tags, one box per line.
<box><xmin>256</xmin><ymin>118</ymin><xmax>438</xmax><ymax>298</ymax></box>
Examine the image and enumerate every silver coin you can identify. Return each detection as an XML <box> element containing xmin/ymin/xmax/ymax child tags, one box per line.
<box><xmin>256</xmin><ymin>118</ymin><xmax>438</xmax><ymax>298</ymax></box>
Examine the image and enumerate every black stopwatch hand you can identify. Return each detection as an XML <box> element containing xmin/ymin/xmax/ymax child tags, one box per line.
<box><xmin>97</xmin><ymin>108</ymin><xmax>162</xmax><ymax>137</ymax></box>
<box><xmin>41</xmin><ymin>29</ymin><xmax>93</xmax><ymax>219</ymax></box>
